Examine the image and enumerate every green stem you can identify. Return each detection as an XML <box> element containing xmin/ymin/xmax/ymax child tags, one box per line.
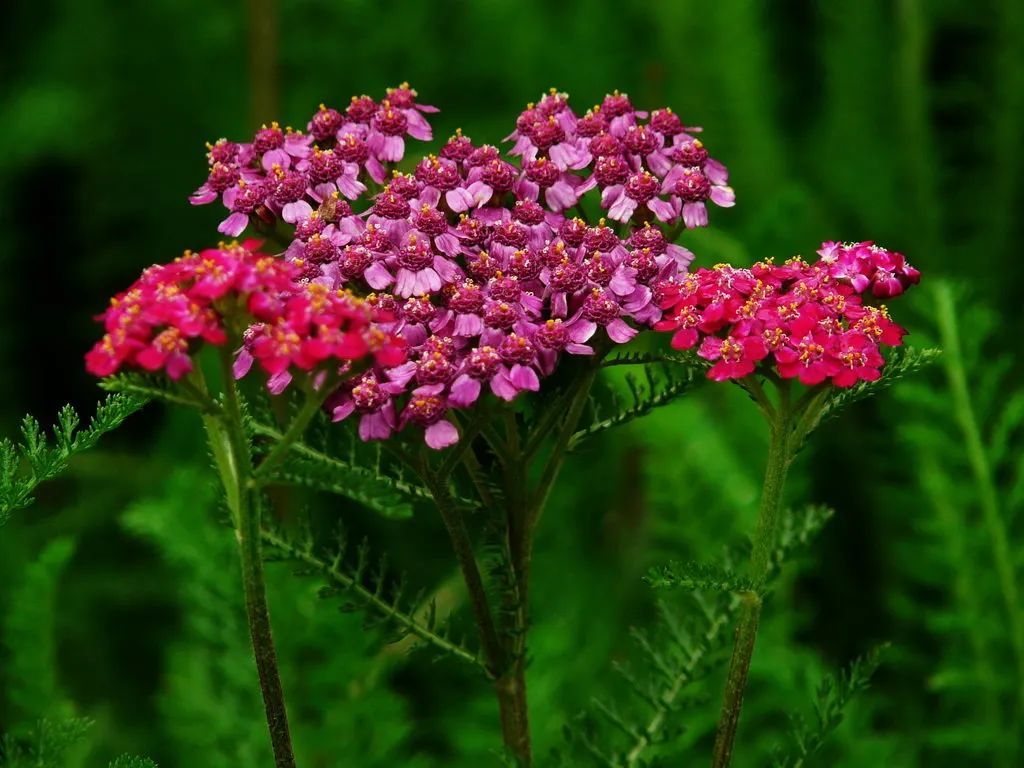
<box><xmin>254</xmin><ymin>382</ymin><xmax>331</xmax><ymax>481</ymax></box>
<box><xmin>935</xmin><ymin>284</ymin><xmax>1024</xmax><ymax>718</ymax></box>
<box><xmin>710</xmin><ymin>393</ymin><xmax>795</xmax><ymax>768</ymax></box>
<box><xmin>417</xmin><ymin>460</ymin><xmax>505</xmax><ymax>677</ymax></box>
<box><xmin>529</xmin><ymin>363</ymin><xmax>599</xmax><ymax>532</ymax></box>
<box><xmin>205</xmin><ymin>351</ymin><xmax>296</xmax><ymax>768</ymax></box>
<box><xmin>495</xmin><ymin>361</ymin><xmax>603</xmax><ymax>766</ymax></box>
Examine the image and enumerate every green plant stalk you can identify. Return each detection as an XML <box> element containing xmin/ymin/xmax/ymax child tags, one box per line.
<box><xmin>935</xmin><ymin>284</ymin><xmax>1024</xmax><ymax>721</ymax></box>
<box><xmin>203</xmin><ymin>351</ymin><xmax>296</xmax><ymax>768</ymax></box>
<box><xmin>254</xmin><ymin>380</ymin><xmax>333</xmax><ymax>481</ymax></box>
<box><xmin>710</xmin><ymin>392</ymin><xmax>795</xmax><ymax>768</ymax></box>
<box><xmin>494</xmin><ymin>362</ymin><xmax>602</xmax><ymax>767</ymax></box>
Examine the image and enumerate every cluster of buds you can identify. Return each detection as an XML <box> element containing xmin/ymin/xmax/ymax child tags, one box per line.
<box><xmin>654</xmin><ymin>243</ymin><xmax>918</xmax><ymax>386</ymax></box>
<box><xmin>189</xmin><ymin>84</ymin><xmax>437</xmax><ymax>237</ymax></box>
<box><xmin>85</xmin><ymin>241</ymin><xmax>404</xmax><ymax>384</ymax></box>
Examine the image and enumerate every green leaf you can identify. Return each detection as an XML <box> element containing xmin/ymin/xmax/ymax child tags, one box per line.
<box><xmin>262</xmin><ymin>525</ymin><xmax>485</xmax><ymax>672</ymax></box>
<box><xmin>771</xmin><ymin>505</ymin><xmax>836</xmax><ymax>571</ymax></box>
<box><xmin>108</xmin><ymin>756</ymin><xmax>158</xmax><ymax>768</ymax></box>
<box><xmin>101</xmin><ymin>373</ymin><xmax>212</xmax><ymax>411</ymax></box>
<box><xmin>816</xmin><ymin>346</ymin><xmax>941</xmax><ymax>425</ymax></box>
<box><xmin>2</xmin><ymin>538</ymin><xmax>77</xmax><ymax>722</ymax></box>
<box><xmin>646</xmin><ymin>559</ymin><xmax>758</xmax><ymax>595</ymax></box>
<box><xmin>265</xmin><ymin>456</ymin><xmax>415</xmax><ymax>519</ymax></box>
<box><xmin>569</xmin><ymin>365</ymin><xmax>699</xmax><ymax>451</ymax></box>
<box><xmin>251</xmin><ymin>420</ymin><xmax>478</xmax><ymax>517</ymax></box>
<box><xmin>773</xmin><ymin>645</ymin><xmax>889</xmax><ymax>768</ymax></box>
<box><xmin>0</xmin><ymin>393</ymin><xmax>147</xmax><ymax>525</ymax></box>
<box><xmin>0</xmin><ymin>718</ymin><xmax>92</xmax><ymax>768</ymax></box>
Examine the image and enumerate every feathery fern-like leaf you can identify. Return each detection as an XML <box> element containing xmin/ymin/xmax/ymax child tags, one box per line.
<box><xmin>2</xmin><ymin>538</ymin><xmax>77</xmax><ymax>722</ymax></box>
<box><xmin>815</xmin><ymin>346</ymin><xmax>941</xmax><ymax>426</ymax></box>
<box><xmin>108</xmin><ymin>756</ymin><xmax>158</xmax><ymax>768</ymax></box>
<box><xmin>569</xmin><ymin>504</ymin><xmax>834</xmax><ymax>766</ymax></box>
<box><xmin>250</xmin><ymin>420</ymin><xmax>478</xmax><ymax>515</ymax></box>
<box><xmin>0</xmin><ymin>718</ymin><xmax>92</xmax><ymax>768</ymax></box>
<box><xmin>645</xmin><ymin>560</ymin><xmax>758</xmax><ymax>595</ymax></box>
<box><xmin>569</xmin><ymin>365</ymin><xmax>699</xmax><ymax>451</ymax></box>
<box><xmin>262</xmin><ymin>524</ymin><xmax>486</xmax><ymax>671</ymax></box>
<box><xmin>772</xmin><ymin>645</ymin><xmax>889</xmax><ymax>768</ymax></box>
<box><xmin>0</xmin><ymin>393</ymin><xmax>146</xmax><ymax>524</ymax></box>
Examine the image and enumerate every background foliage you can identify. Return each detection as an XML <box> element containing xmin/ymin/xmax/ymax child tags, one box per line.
<box><xmin>1</xmin><ymin>0</ymin><xmax>1022</xmax><ymax>765</ymax></box>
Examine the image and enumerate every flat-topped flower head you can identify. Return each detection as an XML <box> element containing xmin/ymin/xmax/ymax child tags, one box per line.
<box><xmin>87</xmin><ymin>241</ymin><xmax>405</xmax><ymax>390</ymax></box>
<box><xmin>176</xmin><ymin>85</ymin><xmax>746</xmax><ymax>447</ymax></box>
<box><xmin>655</xmin><ymin>242</ymin><xmax>919</xmax><ymax>387</ymax></box>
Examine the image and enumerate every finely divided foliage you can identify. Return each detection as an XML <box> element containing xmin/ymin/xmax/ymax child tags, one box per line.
<box><xmin>0</xmin><ymin>393</ymin><xmax>146</xmax><ymax>525</ymax></box>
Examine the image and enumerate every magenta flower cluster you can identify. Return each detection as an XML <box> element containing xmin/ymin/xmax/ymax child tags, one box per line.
<box><xmin>188</xmin><ymin>86</ymin><xmax>733</xmax><ymax>448</ymax></box>
<box><xmin>654</xmin><ymin>242</ymin><xmax>919</xmax><ymax>386</ymax></box>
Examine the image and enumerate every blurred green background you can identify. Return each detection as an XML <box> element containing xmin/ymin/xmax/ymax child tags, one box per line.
<box><xmin>1</xmin><ymin>0</ymin><xmax>1022</xmax><ymax>765</ymax></box>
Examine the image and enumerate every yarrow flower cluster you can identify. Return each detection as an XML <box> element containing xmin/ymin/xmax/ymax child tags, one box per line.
<box><xmin>258</xmin><ymin>92</ymin><xmax>731</xmax><ymax>448</ymax></box>
<box><xmin>189</xmin><ymin>86</ymin><xmax>734</xmax><ymax>448</ymax></box>
<box><xmin>505</xmin><ymin>89</ymin><xmax>735</xmax><ymax>227</ymax></box>
<box><xmin>190</xmin><ymin>83</ymin><xmax>437</xmax><ymax>237</ymax></box>
<box><xmin>654</xmin><ymin>242</ymin><xmax>920</xmax><ymax>386</ymax></box>
<box><xmin>88</xmin><ymin>83</ymin><xmax>919</xmax><ymax>448</ymax></box>
<box><xmin>85</xmin><ymin>241</ymin><xmax>404</xmax><ymax>384</ymax></box>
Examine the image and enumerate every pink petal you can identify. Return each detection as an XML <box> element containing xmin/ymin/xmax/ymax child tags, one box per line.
<box><xmin>704</xmin><ymin>158</ymin><xmax>729</xmax><ymax>185</ymax></box>
<box><xmin>606</xmin><ymin>318</ymin><xmax>638</xmax><ymax>343</ymax></box>
<box><xmin>665</xmin><ymin>243</ymin><xmax>695</xmax><ymax>268</ymax></box>
<box><xmin>360</xmin><ymin>408</ymin><xmax>395</xmax><ymax>441</ymax></box>
<box><xmin>336</xmin><ymin>174</ymin><xmax>366</xmax><ymax>200</ymax></box>
<box><xmin>490</xmin><ymin>370</ymin><xmax>519</xmax><ymax>401</ymax></box>
<box><xmin>608</xmin><ymin>193</ymin><xmax>637</xmax><ymax>222</ymax></box>
<box><xmin>568</xmin><ymin>319</ymin><xmax>597</xmax><ymax>343</ymax></box>
<box><xmin>190</xmin><ymin>186</ymin><xmax>217</xmax><ymax>205</ymax></box>
<box><xmin>233</xmin><ymin>349</ymin><xmax>254</xmax><ymax>379</ymax></box>
<box><xmin>404</xmin><ymin>109</ymin><xmax>433</xmax><ymax>141</ymax></box>
<box><xmin>709</xmin><ymin>185</ymin><xmax>736</xmax><ymax>207</ymax></box>
<box><xmin>425</xmin><ymin>420</ymin><xmax>459</xmax><ymax>450</ymax></box>
<box><xmin>682</xmin><ymin>202</ymin><xmax>708</xmax><ymax>228</ymax></box>
<box><xmin>261</xmin><ymin>149</ymin><xmax>290</xmax><ymax>171</ymax></box>
<box><xmin>282</xmin><ymin>200</ymin><xmax>313</xmax><ymax>223</ymax></box>
<box><xmin>648</xmin><ymin>197</ymin><xmax>679</xmax><ymax>222</ymax></box>
<box><xmin>267</xmin><ymin>370</ymin><xmax>293</xmax><ymax>395</ymax></box>
<box><xmin>218</xmin><ymin>212</ymin><xmax>249</xmax><ymax>237</ymax></box>
<box><xmin>332</xmin><ymin>399</ymin><xmax>356</xmax><ymax>422</ymax></box>
<box><xmin>364</xmin><ymin>261</ymin><xmax>394</xmax><ymax>290</ymax></box>
<box><xmin>509</xmin><ymin>364</ymin><xmax>540</xmax><ymax>391</ymax></box>
<box><xmin>445</xmin><ymin>187</ymin><xmax>474</xmax><ymax>213</ymax></box>
<box><xmin>434</xmin><ymin>232</ymin><xmax>462</xmax><ymax>258</ymax></box>
<box><xmin>449</xmin><ymin>374</ymin><xmax>482</xmax><ymax>407</ymax></box>
<box><xmin>453</xmin><ymin>313</ymin><xmax>484</xmax><ymax>336</ymax></box>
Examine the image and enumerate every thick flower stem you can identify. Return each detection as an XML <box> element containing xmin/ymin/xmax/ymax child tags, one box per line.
<box><xmin>204</xmin><ymin>354</ymin><xmax>297</xmax><ymax>768</ymax></box>
<box><xmin>710</xmin><ymin>398</ymin><xmax>794</xmax><ymax>768</ymax></box>
<box><xmin>494</xmin><ymin>364</ymin><xmax>601</xmax><ymax>766</ymax></box>
<box><xmin>495</xmin><ymin>660</ymin><xmax>532</xmax><ymax>766</ymax></box>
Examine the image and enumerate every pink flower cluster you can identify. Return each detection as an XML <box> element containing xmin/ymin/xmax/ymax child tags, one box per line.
<box><xmin>201</xmin><ymin>87</ymin><xmax>730</xmax><ymax>449</ymax></box>
<box><xmin>86</xmin><ymin>241</ymin><xmax>404</xmax><ymax>384</ymax></box>
<box><xmin>654</xmin><ymin>243</ymin><xmax>919</xmax><ymax>387</ymax></box>
<box><xmin>190</xmin><ymin>84</ymin><xmax>437</xmax><ymax>237</ymax></box>
<box><xmin>315</xmin><ymin>208</ymin><xmax>696</xmax><ymax>447</ymax></box>
<box><xmin>505</xmin><ymin>89</ymin><xmax>735</xmax><ymax>228</ymax></box>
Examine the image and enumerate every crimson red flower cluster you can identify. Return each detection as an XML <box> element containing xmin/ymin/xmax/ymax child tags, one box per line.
<box><xmin>85</xmin><ymin>241</ymin><xmax>404</xmax><ymax>382</ymax></box>
<box><xmin>654</xmin><ymin>243</ymin><xmax>918</xmax><ymax>387</ymax></box>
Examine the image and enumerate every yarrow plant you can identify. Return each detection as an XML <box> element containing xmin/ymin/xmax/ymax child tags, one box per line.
<box><xmin>69</xmin><ymin>84</ymin><xmax>925</xmax><ymax>766</ymax></box>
